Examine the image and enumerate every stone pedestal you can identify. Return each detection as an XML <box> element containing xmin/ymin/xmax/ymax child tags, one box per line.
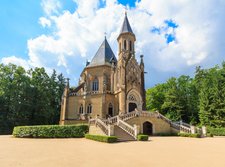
<box><xmin>108</xmin><ymin>125</ymin><xmax>114</xmax><ymax>136</ymax></box>
<box><xmin>190</xmin><ymin>126</ymin><xmax>196</xmax><ymax>134</ymax></box>
<box><xmin>202</xmin><ymin>126</ymin><xmax>207</xmax><ymax>137</ymax></box>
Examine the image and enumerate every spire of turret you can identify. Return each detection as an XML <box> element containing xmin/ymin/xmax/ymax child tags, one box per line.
<box><xmin>120</xmin><ymin>12</ymin><xmax>134</xmax><ymax>34</ymax></box>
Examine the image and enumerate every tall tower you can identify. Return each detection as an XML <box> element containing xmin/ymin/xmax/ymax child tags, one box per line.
<box><xmin>117</xmin><ymin>12</ymin><xmax>136</xmax><ymax>113</ymax></box>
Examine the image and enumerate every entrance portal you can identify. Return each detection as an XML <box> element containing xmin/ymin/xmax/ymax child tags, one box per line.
<box><xmin>129</xmin><ymin>103</ymin><xmax>137</xmax><ymax>112</ymax></box>
<box><xmin>143</xmin><ymin>121</ymin><xmax>153</xmax><ymax>135</ymax></box>
<box><xmin>108</xmin><ymin>107</ymin><xmax>113</xmax><ymax>117</ymax></box>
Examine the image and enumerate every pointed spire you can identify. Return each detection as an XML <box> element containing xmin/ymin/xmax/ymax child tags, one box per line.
<box><xmin>120</xmin><ymin>12</ymin><xmax>134</xmax><ymax>34</ymax></box>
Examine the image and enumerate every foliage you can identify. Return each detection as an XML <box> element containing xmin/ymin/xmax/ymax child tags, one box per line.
<box><xmin>85</xmin><ymin>134</ymin><xmax>118</xmax><ymax>143</ymax></box>
<box><xmin>137</xmin><ymin>134</ymin><xmax>149</xmax><ymax>141</ymax></box>
<box><xmin>178</xmin><ymin>133</ymin><xmax>201</xmax><ymax>138</ymax></box>
<box><xmin>208</xmin><ymin>127</ymin><xmax>225</xmax><ymax>136</ymax></box>
<box><xmin>13</xmin><ymin>125</ymin><xmax>88</xmax><ymax>138</ymax></box>
<box><xmin>0</xmin><ymin>64</ymin><xmax>66</xmax><ymax>134</ymax></box>
<box><xmin>146</xmin><ymin>62</ymin><xmax>225</xmax><ymax>127</ymax></box>
<box><xmin>154</xmin><ymin>133</ymin><xmax>178</xmax><ymax>136</ymax></box>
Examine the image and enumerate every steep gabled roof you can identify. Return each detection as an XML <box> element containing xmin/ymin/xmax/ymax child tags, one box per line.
<box><xmin>120</xmin><ymin>12</ymin><xmax>134</xmax><ymax>34</ymax></box>
<box><xmin>88</xmin><ymin>38</ymin><xmax>117</xmax><ymax>67</ymax></box>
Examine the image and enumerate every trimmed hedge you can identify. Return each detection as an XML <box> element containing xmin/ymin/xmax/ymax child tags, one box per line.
<box><xmin>206</xmin><ymin>133</ymin><xmax>213</xmax><ymax>137</ymax></box>
<box><xmin>13</xmin><ymin>124</ymin><xmax>88</xmax><ymax>138</ymax></box>
<box><xmin>208</xmin><ymin>128</ymin><xmax>225</xmax><ymax>136</ymax></box>
<box><xmin>178</xmin><ymin>133</ymin><xmax>201</xmax><ymax>138</ymax></box>
<box><xmin>85</xmin><ymin>134</ymin><xmax>117</xmax><ymax>143</ymax></box>
<box><xmin>137</xmin><ymin>134</ymin><xmax>149</xmax><ymax>141</ymax></box>
<box><xmin>154</xmin><ymin>133</ymin><xmax>178</xmax><ymax>136</ymax></box>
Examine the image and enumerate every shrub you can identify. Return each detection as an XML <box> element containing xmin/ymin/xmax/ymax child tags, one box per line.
<box><xmin>13</xmin><ymin>124</ymin><xmax>88</xmax><ymax>138</ymax></box>
<box><xmin>208</xmin><ymin>128</ymin><xmax>225</xmax><ymax>136</ymax></box>
<box><xmin>206</xmin><ymin>133</ymin><xmax>213</xmax><ymax>137</ymax></box>
<box><xmin>137</xmin><ymin>134</ymin><xmax>149</xmax><ymax>141</ymax></box>
<box><xmin>85</xmin><ymin>134</ymin><xmax>117</xmax><ymax>143</ymax></box>
<box><xmin>178</xmin><ymin>133</ymin><xmax>201</xmax><ymax>138</ymax></box>
<box><xmin>154</xmin><ymin>133</ymin><xmax>178</xmax><ymax>136</ymax></box>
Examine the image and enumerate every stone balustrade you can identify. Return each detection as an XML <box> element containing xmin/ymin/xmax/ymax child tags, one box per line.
<box><xmin>117</xmin><ymin>119</ymin><xmax>137</xmax><ymax>139</ymax></box>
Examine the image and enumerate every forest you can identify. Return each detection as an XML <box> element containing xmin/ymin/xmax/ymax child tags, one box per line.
<box><xmin>146</xmin><ymin>62</ymin><xmax>225</xmax><ymax>127</ymax></box>
<box><xmin>0</xmin><ymin>64</ymin><xmax>65</xmax><ymax>134</ymax></box>
<box><xmin>0</xmin><ymin>62</ymin><xmax>225</xmax><ymax>135</ymax></box>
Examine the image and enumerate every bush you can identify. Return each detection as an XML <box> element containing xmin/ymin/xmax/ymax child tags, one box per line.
<box><xmin>85</xmin><ymin>134</ymin><xmax>117</xmax><ymax>143</ymax></box>
<box><xmin>208</xmin><ymin>128</ymin><xmax>225</xmax><ymax>136</ymax></box>
<box><xmin>13</xmin><ymin>124</ymin><xmax>88</xmax><ymax>138</ymax></box>
<box><xmin>137</xmin><ymin>134</ymin><xmax>149</xmax><ymax>141</ymax></box>
<box><xmin>154</xmin><ymin>133</ymin><xmax>178</xmax><ymax>136</ymax></box>
<box><xmin>206</xmin><ymin>133</ymin><xmax>213</xmax><ymax>137</ymax></box>
<box><xmin>178</xmin><ymin>133</ymin><xmax>201</xmax><ymax>138</ymax></box>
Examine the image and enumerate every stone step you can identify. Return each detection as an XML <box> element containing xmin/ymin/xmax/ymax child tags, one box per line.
<box><xmin>114</xmin><ymin>125</ymin><xmax>135</xmax><ymax>141</ymax></box>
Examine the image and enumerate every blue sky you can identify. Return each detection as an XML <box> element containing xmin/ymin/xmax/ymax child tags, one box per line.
<box><xmin>0</xmin><ymin>0</ymin><xmax>225</xmax><ymax>88</ymax></box>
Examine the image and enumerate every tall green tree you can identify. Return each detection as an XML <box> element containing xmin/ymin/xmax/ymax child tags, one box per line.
<box><xmin>0</xmin><ymin>64</ymin><xmax>65</xmax><ymax>134</ymax></box>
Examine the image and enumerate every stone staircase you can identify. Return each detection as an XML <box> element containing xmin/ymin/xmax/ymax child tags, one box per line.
<box><xmin>89</xmin><ymin>110</ymin><xmax>195</xmax><ymax>141</ymax></box>
<box><xmin>114</xmin><ymin>125</ymin><xmax>135</xmax><ymax>141</ymax></box>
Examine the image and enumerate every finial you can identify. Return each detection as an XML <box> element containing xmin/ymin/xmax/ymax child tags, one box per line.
<box><xmin>104</xmin><ymin>32</ymin><xmax>107</xmax><ymax>39</ymax></box>
<box><xmin>125</xmin><ymin>8</ymin><xmax>127</xmax><ymax>16</ymax></box>
<box><xmin>86</xmin><ymin>59</ymin><xmax>90</xmax><ymax>66</ymax></box>
<box><xmin>140</xmin><ymin>55</ymin><xmax>144</xmax><ymax>64</ymax></box>
<box><xmin>66</xmin><ymin>78</ymin><xmax>70</xmax><ymax>87</ymax></box>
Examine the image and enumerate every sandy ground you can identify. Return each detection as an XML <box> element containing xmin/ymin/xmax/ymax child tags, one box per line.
<box><xmin>1</xmin><ymin>136</ymin><xmax>225</xmax><ymax>167</ymax></box>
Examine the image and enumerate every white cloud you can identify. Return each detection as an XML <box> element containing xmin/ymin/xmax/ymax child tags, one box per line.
<box><xmin>41</xmin><ymin>0</ymin><xmax>61</xmax><ymax>16</ymax></box>
<box><xmin>1</xmin><ymin>0</ymin><xmax>225</xmax><ymax>87</ymax></box>
<box><xmin>39</xmin><ymin>17</ymin><xmax>51</xmax><ymax>27</ymax></box>
<box><xmin>1</xmin><ymin>56</ymin><xmax>30</xmax><ymax>70</ymax></box>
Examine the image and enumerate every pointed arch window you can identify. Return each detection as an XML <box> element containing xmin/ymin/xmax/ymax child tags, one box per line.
<box><xmin>108</xmin><ymin>103</ymin><xmax>113</xmax><ymax>117</ymax></box>
<box><xmin>104</xmin><ymin>75</ymin><xmax>111</xmax><ymax>91</ymax></box>
<box><xmin>119</xmin><ymin>42</ymin><xmax>121</xmax><ymax>52</ymax></box>
<box><xmin>79</xmin><ymin>104</ymin><xmax>84</xmax><ymax>114</ymax></box>
<box><xmin>87</xmin><ymin>104</ymin><xmax>92</xmax><ymax>114</ymax></box>
<box><xmin>129</xmin><ymin>41</ymin><xmax>132</xmax><ymax>51</ymax></box>
<box><xmin>124</xmin><ymin>40</ymin><xmax>127</xmax><ymax>50</ymax></box>
<box><xmin>92</xmin><ymin>77</ymin><xmax>99</xmax><ymax>91</ymax></box>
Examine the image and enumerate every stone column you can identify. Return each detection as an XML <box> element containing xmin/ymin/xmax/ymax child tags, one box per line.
<box><xmin>108</xmin><ymin>125</ymin><xmax>114</xmax><ymax>136</ymax></box>
<box><xmin>190</xmin><ymin>126</ymin><xmax>196</xmax><ymax>134</ymax></box>
<box><xmin>202</xmin><ymin>126</ymin><xmax>207</xmax><ymax>137</ymax></box>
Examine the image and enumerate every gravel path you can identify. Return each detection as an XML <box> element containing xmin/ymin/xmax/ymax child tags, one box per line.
<box><xmin>1</xmin><ymin>135</ymin><xmax>225</xmax><ymax>167</ymax></box>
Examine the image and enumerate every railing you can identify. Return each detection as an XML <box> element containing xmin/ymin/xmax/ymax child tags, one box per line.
<box><xmin>155</xmin><ymin>111</ymin><xmax>172</xmax><ymax>124</ymax></box>
<box><xmin>117</xmin><ymin>119</ymin><xmax>136</xmax><ymax>139</ymax></box>
<box><xmin>170</xmin><ymin>121</ymin><xmax>192</xmax><ymax>133</ymax></box>
<box><xmin>119</xmin><ymin>111</ymin><xmax>138</xmax><ymax>121</ymax></box>
<box><xmin>180</xmin><ymin>125</ymin><xmax>191</xmax><ymax>133</ymax></box>
<box><xmin>108</xmin><ymin>116</ymin><xmax>118</xmax><ymax>124</ymax></box>
<box><xmin>89</xmin><ymin>118</ymin><xmax>109</xmax><ymax>135</ymax></box>
<box><xmin>89</xmin><ymin>110</ymin><xmax>193</xmax><ymax>135</ymax></box>
<box><xmin>170</xmin><ymin>122</ymin><xmax>180</xmax><ymax>130</ymax></box>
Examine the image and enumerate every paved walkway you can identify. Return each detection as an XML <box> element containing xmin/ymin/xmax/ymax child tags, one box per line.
<box><xmin>1</xmin><ymin>135</ymin><xmax>225</xmax><ymax>167</ymax></box>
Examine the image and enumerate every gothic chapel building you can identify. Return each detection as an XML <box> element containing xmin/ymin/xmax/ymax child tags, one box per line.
<box><xmin>59</xmin><ymin>13</ymin><xmax>192</xmax><ymax>138</ymax></box>
<box><xmin>60</xmin><ymin>13</ymin><xmax>146</xmax><ymax>124</ymax></box>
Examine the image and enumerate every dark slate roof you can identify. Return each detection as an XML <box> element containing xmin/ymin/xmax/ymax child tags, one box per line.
<box><xmin>120</xmin><ymin>13</ymin><xmax>133</xmax><ymax>34</ymax></box>
<box><xmin>88</xmin><ymin>38</ymin><xmax>117</xmax><ymax>67</ymax></box>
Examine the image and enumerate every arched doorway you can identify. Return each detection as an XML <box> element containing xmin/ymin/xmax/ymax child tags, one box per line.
<box><xmin>129</xmin><ymin>103</ymin><xmax>137</xmax><ymax>112</ymax></box>
<box><xmin>108</xmin><ymin>103</ymin><xmax>113</xmax><ymax>117</ymax></box>
<box><xmin>143</xmin><ymin>121</ymin><xmax>153</xmax><ymax>135</ymax></box>
<box><xmin>126</xmin><ymin>89</ymin><xmax>143</xmax><ymax>113</ymax></box>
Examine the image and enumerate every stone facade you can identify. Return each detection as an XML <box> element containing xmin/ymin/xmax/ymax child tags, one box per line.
<box><xmin>59</xmin><ymin>13</ymin><xmax>177</xmax><ymax>137</ymax></box>
<box><xmin>60</xmin><ymin>13</ymin><xmax>146</xmax><ymax>124</ymax></box>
